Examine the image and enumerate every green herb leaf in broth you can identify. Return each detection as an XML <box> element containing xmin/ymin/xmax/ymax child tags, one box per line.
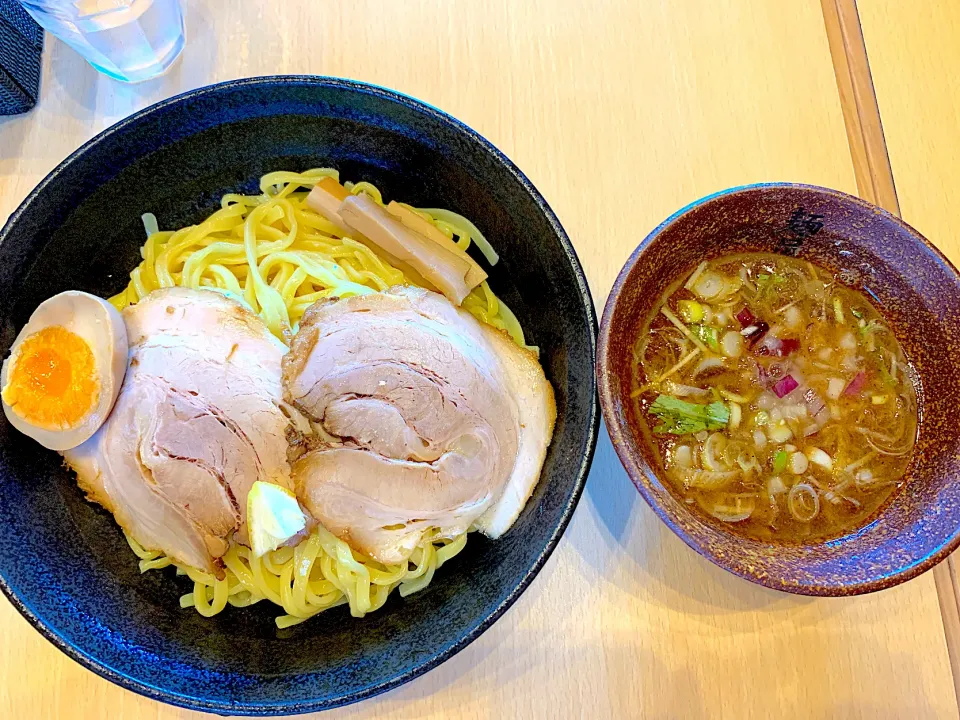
<box><xmin>648</xmin><ymin>395</ymin><xmax>730</xmax><ymax>435</ymax></box>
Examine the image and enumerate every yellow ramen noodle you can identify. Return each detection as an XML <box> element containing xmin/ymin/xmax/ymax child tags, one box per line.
<box><xmin>110</xmin><ymin>169</ymin><xmax>526</xmax><ymax>627</ymax></box>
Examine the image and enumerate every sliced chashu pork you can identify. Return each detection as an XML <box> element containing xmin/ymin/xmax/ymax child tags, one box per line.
<box><xmin>284</xmin><ymin>286</ymin><xmax>555</xmax><ymax>565</ymax></box>
<box><xmin>63</xmin><ymin>288</ymin><xmax>291</xmax><ymax>574</ymax></box>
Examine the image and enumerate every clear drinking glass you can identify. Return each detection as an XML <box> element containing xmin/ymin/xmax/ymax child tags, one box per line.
<box><xmin>17</xmin><ymin>0</ymin><xmax>185</xmax><ymax>83</ymax></box>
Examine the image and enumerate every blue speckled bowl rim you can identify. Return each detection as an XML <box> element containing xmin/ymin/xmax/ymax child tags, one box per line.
<box><xmin>0</xmin><ymin>75</ymin><xmax>600</xmax><ymax>715</ymax></box>
<box><xmin>598</xmin><ymin>181</ymin><xmax>960</xmax><ymax>597</ymax></box>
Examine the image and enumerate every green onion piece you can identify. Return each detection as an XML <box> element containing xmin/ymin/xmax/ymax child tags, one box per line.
<box><xmin>878</xmin><ymin>361</ymin><xmax>896</xmax><ymax>387</ymax></box>
<box><xmin>833</xmin><ymin>297</ymin><xmax>844</xmax><ymax>323</ymax></box>
<box><xmin>851</xmin><ymin>308</ymin><xmax>864</xmax><ymax>319</ymax></box>
<box><xmin>678</xmin><ymin>299</ymin><xmax>705</xmax><ymax>323</ymax></box>
<box><xmin>719</xmin><ymin>388</ymin><xmax>750</xmax><ymax>403</ymax></box>
<box><xmin>692</xmin><ymin>324</ymin><xmax>721</xmax><ymax>353</ymax></box>
<box><xmin>756</xmin><ymin>273</ymin><xmax>786</xmax><ymax>292</ymax></box>
<box><xmin>773</xmin><ymin>449</ymin><xmax>788</xmax><ymax>474</ymax></box>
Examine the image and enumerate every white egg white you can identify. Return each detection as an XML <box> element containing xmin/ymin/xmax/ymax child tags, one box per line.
<box><xmin>0</xmin><ymin>291</ymin><xmax>128</xmax><ymax>451</ymax></box>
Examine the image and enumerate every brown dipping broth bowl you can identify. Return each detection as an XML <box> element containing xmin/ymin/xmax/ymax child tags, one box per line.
<box><xmin>598</xmin><ymin>183</ymin><xmax>960</xmax><ymax>596</ymax></box>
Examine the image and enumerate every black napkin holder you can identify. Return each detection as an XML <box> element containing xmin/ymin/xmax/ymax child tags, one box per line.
<box><xmin>0</xmin><ymin>0</ymin><xmax>43</xmax><ymax>115</ymax></box>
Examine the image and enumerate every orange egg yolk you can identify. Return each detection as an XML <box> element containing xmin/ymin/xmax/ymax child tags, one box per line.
<box><xmin>1</xmin><ymin>326</ymin><xmax>99</xmax><ymax>430</ymax></box>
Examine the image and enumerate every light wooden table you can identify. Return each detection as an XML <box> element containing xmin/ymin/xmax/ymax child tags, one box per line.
<box><xmin>0</xmin><ymin>1</ymin><xmax>957</xmax><ymax>718</ymax></box>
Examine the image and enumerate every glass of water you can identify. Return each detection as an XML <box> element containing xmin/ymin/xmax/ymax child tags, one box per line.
<box><xmin>17</xmin><ymin>0</ymin><xmax>185</xmax><ymax>83</ymax></box>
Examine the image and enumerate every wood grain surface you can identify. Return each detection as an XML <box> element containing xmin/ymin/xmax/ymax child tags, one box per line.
<box><xmin>825</xmin><ymin>0</ymin><xmax>960</xmax><ymax>707</ymax></box>
<box><xmin>857</xmin><ymin>1</ymin><xmax>960</xmax><ymax>709</ymax></box>
<box><xmin>858</xmin><ymin>0</ymin><xmax>960</xmax><ymax>256</ymax></box>
<box><xmin>0</xmin><ymin>1</ymin><xmax>956</xmax><ymax>718</ymax></box>
<box><xmin>820</xmin><ymin>0</ymin><xmax>899</xmax><ymax>212</ymax></box>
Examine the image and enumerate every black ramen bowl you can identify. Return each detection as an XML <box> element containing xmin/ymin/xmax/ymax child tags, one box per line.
<box><xmin>0</xmin><ymin>77</ymin><xmax>598</xmax><ymax>714</ymax></box>
<box><xmin>598</xmin><ymin>183</ymin><xmax>960</xmax><ymax>596</ymax></box>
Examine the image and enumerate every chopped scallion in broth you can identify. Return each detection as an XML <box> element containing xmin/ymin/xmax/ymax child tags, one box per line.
<box><xmin>633</xmin><ymin>253</ymin><xmax>918</xmax><ymax>541</ymax></box>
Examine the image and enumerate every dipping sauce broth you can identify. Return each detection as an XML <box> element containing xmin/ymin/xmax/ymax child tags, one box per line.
<box><xmin>633</xmin><ymin>253</ymin><xmax>918</xmax><ymax>541</ymax></box>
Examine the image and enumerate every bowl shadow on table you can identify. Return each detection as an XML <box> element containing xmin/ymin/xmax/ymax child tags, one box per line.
<box><xmin>322</xmin><ymin>563</ymin><xmax>707</xmax><ymax>720</ymax></box>
<box><xmin>571</xmin><ymin>423</ymin><xmax>839</xmax><ymax>627</ymax></box>
<box><xmin>324</xmin><ymin>550</ymin><xmax>566</xmax><ymax>716</ymax></box>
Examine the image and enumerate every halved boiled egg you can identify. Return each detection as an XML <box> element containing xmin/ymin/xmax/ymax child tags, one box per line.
<box><xmin>1</xmin><ymin>291</ymin><xmax>128</xmax><ymax>451</ymax></box>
